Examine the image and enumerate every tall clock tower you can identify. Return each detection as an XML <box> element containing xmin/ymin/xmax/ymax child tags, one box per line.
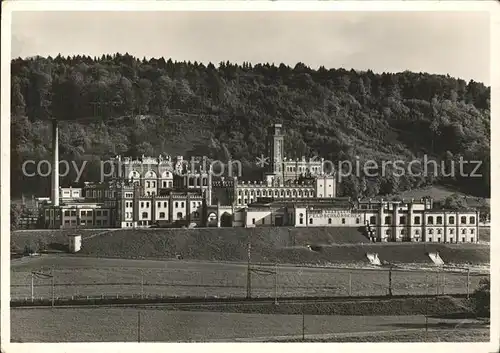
<box><xmin>267</xmin><ymin>123</ymin><xmax>284</xmax><ymax>180</ymax></box>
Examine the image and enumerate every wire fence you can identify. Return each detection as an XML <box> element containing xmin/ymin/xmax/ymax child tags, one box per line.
<box><xmin>10</xmin><ymin>263</ymin><xmax>489</xmax><ymax>302</ymax></box>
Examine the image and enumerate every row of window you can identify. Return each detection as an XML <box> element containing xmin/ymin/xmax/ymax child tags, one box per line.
<box><xmin>367</xmin><ymin>215</ymin><xmax>475</xmax><ymax>225</ymax></box>
<box><xmin>137</xmin><ymin>211</ymin><xmax>200</xmax><ymax>219</ymax></box>
<box><xmin>296</xmin><ymin>214</ymin><xmax>358</xmax><ymax>225</ymax></box>
<box><xmin>187</xmin><ymin>177</ymin><xmax>209</xmax><ymax>187</ymax></box>
<box><xmin>62</xmin><ymin>210</ymin><xmax>109</xmax><ymax>217</ymax></box>
<box><xmin>85</xmin><ymin>190</ymin><xmax>116</xmax><ymax>199</ymax></box>
<box><xmin>64</xmin><ymin>219</ymin><xmax>108</xmax><ymax>226</ymax></box>
<box><xmin>295</xmin><ymin>215</ymin><xmax>478</xmax><ymax>227</ymax></box>
<box><xmin>238</xmin><ymin>189</ymin><xmax>314</xmax><ymax>197</ymax></box>
<box><xmin>162</xmin><ymin>181</ymin><xmax>173</xmax><ymax>188</ymax></box>
<box><xmin>425</xmin><ymin>237</ymin><xmax>475</xmax><ymax>243</ymax></box>
<box><xmin>130</xmin><ymin>212</ymin><xmax>200</xmax><ymax>219</ymax></box>
<box><xmin>284</xmin><ymin>166</ymin><xmax>321</xmax><ymax>173</ymax></box>
<box><xmin>383</xmin><ymin>228</ymin><xmax>474</xmax><ymax>236</ymax></box>
<box><xmin>62</xmin><ymin>191</ymin><xmax>81</xmax><ymax>197</ymax></box>
<box><xmin>123</xmin><ymin>220</ymin><xmax>155</xmax><ymax>227</ymax></box>
<box><xmin>129</xmin><ymin>201</ymin><xmax>203</xmax><ymax>208</ymax></box>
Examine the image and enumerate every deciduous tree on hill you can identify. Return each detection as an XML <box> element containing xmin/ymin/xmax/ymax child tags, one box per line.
<box><xmin>10</xmin><ymin>55</ymin><xmax>490</xmax><ymax>199</ymax></box>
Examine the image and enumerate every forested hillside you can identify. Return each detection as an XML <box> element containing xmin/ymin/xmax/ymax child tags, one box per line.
<box><xmin>11</xmin><ymin>54</ymin><xmax>490</xmax><ymax>198</ymax></box>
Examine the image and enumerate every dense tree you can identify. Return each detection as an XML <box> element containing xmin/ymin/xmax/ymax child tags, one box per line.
<box><xmin>11</xmin><ymin>203</ymin><xmax>24</xmax><ymax>230</ymax></box>
<box><xmin>10</xmin><ymin>55</ymin><xmax>490</xmax><ymax>199</ymax></box>
<box><xmin>472</xmin><ymin>277</ymin><xmax>490</xmax><ymax>317</ymax></box>
<box><xmin>442</xmin><ymin>194</ymin><xmax>469</xmax><ymax>210</ymax></box>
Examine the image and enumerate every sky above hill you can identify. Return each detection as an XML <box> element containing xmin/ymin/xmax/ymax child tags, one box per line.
<box><xmin>11</xmin><ymin>10</ymin><xmax>490</xmax><ymax>85</ymax></box>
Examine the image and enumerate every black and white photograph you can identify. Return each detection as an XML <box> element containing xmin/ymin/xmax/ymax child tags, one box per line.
<box><xmin>1</xmin><ymin>1</ymin><xmax>498</xmax><ymax>351</ymax></box>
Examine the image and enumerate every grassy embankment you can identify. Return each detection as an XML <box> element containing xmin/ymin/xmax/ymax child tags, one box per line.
<box><xmin>11</xmin><ymin>226</ymin><xmax>489</xmax><ymax>266</ymax></box>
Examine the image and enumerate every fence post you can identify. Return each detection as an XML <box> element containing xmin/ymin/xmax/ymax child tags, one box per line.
<box><xmin>302</xmin><ymin>305</ymin><xmax>305</xmax><ymax>341</ymax></box>
<box><xmin>274</xmin><ymin>263</ymin><xmax>278</xmax><ymax>305</ymax></box>
<box><xmin>141</xmin><ymin>272</ymin><xmax>144</xmax><ymax>299</ymax></box>
<box><xmin>466</xmin><ymin>267</ymin><xmax>470</xmax><ymax>299</ymax></box>
<box><xmin>31</xmin><ymin>272</ymin><xmax>34</xmax><ymax>302</ymax></box>
<box><xmin>436</xmin><ymin>271</ymin><xmax>440</xmax><ymax>296</ymax></box>
<box><xmin>348</xmin><ymin>272</ymin><xmax>352</xmax><ymax>297</ymax></box>
<box><xmin>388</xmin><ymin>266</ymin><xmax>393</xmax><ymax>297</ymax></box>
<box><xmin>137</xmin><ymin>311</ymin><xmax>141</xmax><ymax>343</ymax></box>
<box><xmin>51</xmin><ymin>266</ymin><xmax>55</xmax><ymax>307</ymax></box>
<box><xmin>442</xmin><ymin>272</ymin><xmax>446</xmax><ymax>295</ymax></box>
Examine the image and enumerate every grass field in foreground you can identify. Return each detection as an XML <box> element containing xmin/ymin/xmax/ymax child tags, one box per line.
<box><xmin>11</xmin><ymin>256</ymin><xmax>488</xmax><ymax>300</ymax></box>
<box><xmin>10</xmin><ymin>306</ymin><xmax>489</xmax><ymax>342</ymax></box>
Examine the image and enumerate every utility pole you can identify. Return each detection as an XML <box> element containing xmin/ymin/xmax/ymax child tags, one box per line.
<box><xmin>31</xmin><ymin>272</ymin><xmax>34</xmax><ymax>302</ymax></box>
<box><xmin>424</xmin><ymin>276</ymin><xmax>429</xmax><ymax>342</ymax></box>
<box><xmin>274</xmin><ymin>263</ymin><xmax>278</xmax><ymax>305</ymax></box>
<box><xmin>466</xmin><ymin>267</ymin><xmax>470</xmax><ymax>299</ymax></box>
<box><xmin>246</xmin><ymin>241</ymin><xmax>251</xmax><ymax>299</ymax></box>
<box><xmin>425</xmin><ymin>308</ymin><xmax>429</xmax><ymax>342</ymax></box>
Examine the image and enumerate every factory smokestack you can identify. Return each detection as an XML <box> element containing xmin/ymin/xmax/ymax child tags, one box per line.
<box><xmin>52</xmin><ymin>119</ymin><xmax>59</xmax><ymax>206</ymax></box>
